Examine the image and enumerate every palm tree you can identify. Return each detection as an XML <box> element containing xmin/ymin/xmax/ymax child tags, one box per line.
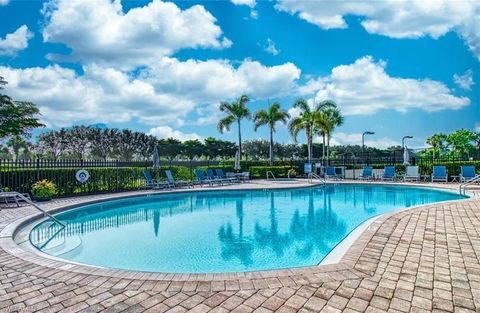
<box><xmin>253</xmin><ymin>102</ymin><xmax>290</xmax><ymax>165</ymax></box>
<box><xmin>426</xmin><ymin>133</ymin><xmax>447</xmax><ymax>160</ymax></box>
<box><xmin>288</xmin><ymin>99</ymin><xmax>336</xmax><ymax>163</ymax></box>
<box><xmin>320</xmin><ymin>106</ymin><xmax>344</xmax><ymax>160</ymax></box>
<box><xmin>218</xmin><ymin>94</ymin><xmax>251</xmax><ymax>158</ymax></box>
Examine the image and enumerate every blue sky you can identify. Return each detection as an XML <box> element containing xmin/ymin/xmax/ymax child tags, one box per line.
<box><xmin>0</xmin><ymin>0</ymin><xmax>479</xmax><ymax>148</ymax></box>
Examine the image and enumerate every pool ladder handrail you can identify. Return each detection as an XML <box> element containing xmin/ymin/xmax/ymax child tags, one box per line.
<box><xmin>13</xmin><ymin>193</ymin><xmax>66</xmax><ymax>250</ymax></box>
<box><xmin>459</xmin><ymin>175</ymin><xmax>480</xmax><ymax>195</ymax></box>
<box><xmin>266</xmin><ymin>171</ymin><xmax>276</xmax><ymax>181</ymax></box>
<box><xmin>308</xmin><ymin>172</ymin><xmax>326</xmax><ymax>184</ymax></box>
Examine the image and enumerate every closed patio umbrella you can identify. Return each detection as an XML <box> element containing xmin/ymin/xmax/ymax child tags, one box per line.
<box><xmin>152</xmin><ymin>145</ymin><xmax>160</xmax><ymax>169</ymax></box>
<box><xmin>234</xmin><ymin>150</ymin><xmax>241</xmax><ymax>172</ymax></box>
<box><xmin>403</xmin><ymin>146</ymin><xmax>410</xmax><ymax>166</ymax></box>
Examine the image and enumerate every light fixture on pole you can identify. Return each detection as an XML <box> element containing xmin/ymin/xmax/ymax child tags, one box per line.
<box><xmin>362</xmin><ymin>131</ymin><xmax>375</xmax><ymax>163</ymax></box>
<box><xmin>402</xmin><ymin>135</ymin><xmax>413</xmax><ymax>149</ymax></box>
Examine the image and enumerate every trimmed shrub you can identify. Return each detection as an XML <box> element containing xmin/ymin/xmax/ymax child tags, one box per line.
<box><xmin>249</xmin><ymin>166</ymin><xmax>299</xmax><ymax>179</ymax></box>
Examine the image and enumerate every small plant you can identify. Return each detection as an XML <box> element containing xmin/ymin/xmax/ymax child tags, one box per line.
<box><xmin>31</xmin><ymin>179</ymin><xmax>57</xmax><ymax>201</ymax></box>
<box><xmin>287</xmin><ymin>168</ymin><xmax>297</xmax><ymax>178</ymax></box>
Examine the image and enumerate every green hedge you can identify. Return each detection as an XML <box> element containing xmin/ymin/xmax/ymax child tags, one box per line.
<box><xmin>249</xmin><ymin>166</ymin><xmax>299</xmax><ymax>179</ymax></box>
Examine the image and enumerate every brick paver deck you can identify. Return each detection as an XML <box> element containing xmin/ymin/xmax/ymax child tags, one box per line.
<box><xmin>0</xmin><ymin>181</ymin><xmax>478</xmax><ymax>312</ymax></box>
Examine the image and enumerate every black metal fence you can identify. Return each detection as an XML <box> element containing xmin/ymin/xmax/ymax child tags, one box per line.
<box><xmin>1</xmin><ymin>155</ymin><xmax>479</xmax><ymax>197</ymax></box>
<box><xmin>0</xmin><ymin>159</ymin><xmax>221</xmax><ymax>196</ymax></box>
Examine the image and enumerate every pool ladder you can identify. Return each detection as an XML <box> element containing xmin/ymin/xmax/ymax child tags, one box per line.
<box><xmin>459</xmin><ymin>175</ymin><xmax>480</xmax><ymax>195</ymax></box>
<box><xmin>266</xmin><ymin>171</ymin><xmax>276</xmax><ymax>181</ymax></box>
<box><xmin>308</xmin><ymin>173</ymin><xmax>326</xmax><ymax>185</ymax></box>
<box><xmin>13</xmin><ymin>193</ymin><xmax>66</xmax><ymax>250</ymax></box>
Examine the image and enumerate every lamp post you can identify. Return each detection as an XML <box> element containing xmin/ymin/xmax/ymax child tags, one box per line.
<box><xmin>402</xmin><ymin>135</ymin><xmax>413</xmax><ymax>150</ymax></box>
<box><xmin>362</xmin><ymin>131</ymin><xmax>375</xmax><ymax>164</ymax></box>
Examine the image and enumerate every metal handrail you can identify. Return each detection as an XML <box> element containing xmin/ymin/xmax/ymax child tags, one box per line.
<box><xmin>308</xmin><ymin>172</ymin><xmax>326</xmax><ymax>184</ymax></box>
<box><xmin>266</xmin><ymin>171</ymin><xmax>276</xmax><ymax>181</ymax></box>
<box><xmin>14</xmin><ymin>193</ymin><xmax>66</xmax><ymax>227</ymax></box>
<box><xmin>459</xmin><ymin>175</ymin><xmax>480</xmax><ymax>195</ymax></box>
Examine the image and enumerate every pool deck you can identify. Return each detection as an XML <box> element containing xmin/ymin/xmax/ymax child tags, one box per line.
<box><xmin>0</xmin><ymin>179</ymin><xmax>479</xmax><ymax>312</ymax></box>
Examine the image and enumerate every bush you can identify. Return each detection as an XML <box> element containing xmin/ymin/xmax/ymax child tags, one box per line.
<box><xmin>31</xmin><ymin>179</ymin><xmax>57</xmax><ymax>200</ymax></box>
<box><xmin>249</xmin><ymin>166</ymin><xmax>299</xmax><ymax>179</ymax></box>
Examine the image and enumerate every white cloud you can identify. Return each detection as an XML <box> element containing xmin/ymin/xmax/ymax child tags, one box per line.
<box><xmin>0</xmin><ymin>57</ymin><xmax>300</xmax><ymax>127</ymax></box>
<box><xmin>454</xmin><ymin>69</ymin><xmax>475</xmax><ymax>91</ymax></box>
<box><xmin>298</xmin><ymin>56</ymin><xmax>470</xmax><ymax>115</ymax></box>
<box><xmin>0</xmin><ymin>25</ymin><xmax>33</xmax><ymax>56</ymax></box>
<box><xmin>264</xmin><ymin>38</ymin><xmax>280</xmax><ymax>55</ymax></box>
<box><xmin>41</xmin><ymin>0</ymin><xmax>231</xmax><ymax>69</ymax></box>
<box><xmin>276</xmin><ymin>0</ymin><xmax>480</xmax><ymax>60</ymax></box>
<box><xmin>0</xmin><ymin>64</ymin><xmax>194</xmax><ymax>127</ymax></box>
<box><xmin>231</xmin><ymin>0</ymin><xmax>256</xmax><ymax>8</ymax></box>
<box><xmin>148</xmin><ymin>126</ymin><xmax>202</xmax><ymax>141</ymax></box>
<box><xmin>329</xmin><ymin>132</ymin><xmax>400</xmax><ymax>149</ymax></box>
<box><xmin>142</xmin><ymin>57</ymin><xmax>301</xmax><ymax>103</ymax></box>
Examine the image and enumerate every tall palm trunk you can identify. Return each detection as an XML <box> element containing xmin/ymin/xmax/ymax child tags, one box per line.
<box><xmin>269</xmin><ymin>127</ymin><xmax>274</xmax><ymax>165</ymax></box>
<box><xmin>237</xmin><ymin>119</ymin><xmax>242</xmax><ymax>158</ymax></box>
<box><xmin>322</xmin><ymin>134</ymin><xmax>326</xmax><ymax>161</ymax></box>
<box><xmin>326</xmin><ymin>135</ymin><xmax>330</xmax><ymax>161</ymax></box>
<box><xmin>307</xmin><ymin>128</ymin><xmax>312</xmax><ymax>163</ymax></box>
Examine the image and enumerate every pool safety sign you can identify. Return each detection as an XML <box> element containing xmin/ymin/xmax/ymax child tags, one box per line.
<box><xmin>76</xmin><ymin>169</ymin><xmax>90</xmax><ymax>183</ymax></box>
<box><xmin>304</xmin><ymin>163</ymin><xmax>312</xmax><ymax>174</ymax></box>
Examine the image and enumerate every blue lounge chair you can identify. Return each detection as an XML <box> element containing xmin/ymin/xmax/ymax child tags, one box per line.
<box><xmin>382</xmin><ymin>166</ymin><xmax>396</xmax><ymax>181</ymax></box>
<box><xmin>359</xmin><ymin>166</ymin><xmax>373</xmax><ymax>180</ymax></box>
<box><xmin>194</xmin><ymin>169</ymin><xmax>219</xmax><ymax>186</ymax></box>
<box><xmin>216</xmin><ymin>169</ymin><xmax>239</xmax><ymax>183</ymax></box>
<box><xmin>460</xmin><ymin>165</ymin><xmax>477</xmax><ymax>183</ymax></box>
<box><xmin>165</xmin><ymin>170</ymin><xmax>192</xmax><ymax>188</ymax></box>
<box><xmin>431</xmin><ymin>166</ymin><xmax>447</xmax><ymax>183</ymax></box>
<box><xmin>404</xmin><ymin>166</ymin><xmax>420</xmax><ymax>182</ymax></box>
<box><xmin>143</xmin><ymin>170</ymin><xmax>168</xmax><ymax>189</ymax></box>
<box><xmin>207</xmin><ymin>169</ymin><xmax>229</xmax><ymax>184</ymax></box>
<box><xmin>325</xmin><ymin>166</ymin><xmax>339</xmax><ymax>180</ymax></box>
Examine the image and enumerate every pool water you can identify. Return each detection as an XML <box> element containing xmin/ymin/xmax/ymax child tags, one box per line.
<box><xmin>29</xmin><ymin>184</ymin><xmax>464</xmax><ymax>273</ymax></box>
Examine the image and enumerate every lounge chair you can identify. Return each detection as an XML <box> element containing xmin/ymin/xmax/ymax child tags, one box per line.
<box><xmin>460</xmin><ymin>165</ymin><xmax>477</xmax><ymax>182</ymax></box>
<box><xmin>194</xmin><ymin>169</ymin><xmax>220</xmax><ymax>186</ymax></box>
<box><xmin>165</xmin><ymin>170</ymin><xmax>192</xmax><ymax>188</ymax></box>
<box><xmin>0</xmin><ymin>189</ymin><xmax>32</xmax><ymax>207</ymax></box>
<box><xmin>206</xmin><ymin>169</ymin><xmax>230</xmax><ymax>185</ymax></box>
<box><xmin>216</xmin><ymin>169</ymin><xmax>239</xmax><ymax>183</ymax></box>
<box><xmin>142</xmin><ymin>170</ymin><xmax>168</xmax><ymax>189</ymax></box>
<box><xmin>359</xmin><ymin>166</ymin><xmax>373</xmax><ymax>180</ymax></box>
<box><xmin>431</xmin><ymin>166</ymin><xmax>448</xmax><ymax>183</ymax></box>
<box><xmin>382</xmin><ymin>166</ymin><xmax>396</xmax><ymax>181</ymax></box>
<box><xmin>325</xmin><ymin>166</ymin><xmax>339</xmax><ymax>180</ymax></box>
<box><xmin>404</xmin><ymin>166</ymin><xmax>420</xmax><ymax>182</ymax></box>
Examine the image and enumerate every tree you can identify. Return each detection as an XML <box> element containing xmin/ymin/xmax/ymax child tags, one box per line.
<box><xmin>426</xmin><ymin>133</ymin><xmax>448</xmax><ymax>160</ymax></box>
<box><xmin>114</xmin><ymin>129</ymin><xmax>139</xmax><ymax>161</ymax></box>
<box><xmin>218</xmin><ymin>94</ymin><xmax>251</xmax><ymax>158</ymax></box>
<box><xmin>446</xmin><ymin>129</ymin><xmax>476</xmax><ymax>158</ymax></box>
<box><xmin>288</xmin><ymin>99</ymin><xmax>335</xmax><ymax>163</ymax></box>
<box><xmin>253</xmin><ymin>102</ymin><xmax>290</xmax><ymax>164</ymax></box>
<box><xmin>320</xmin><ymin>106</ymin><xmax>344</xmax><ymax>160</ymax></box>
<box><xmin>65</xmin><ymin>126</ymin><xmax>91</xmax><ymax>159</ymax></box>
<box><xmin>0</xmin><ymin>76</ymin><xmax>44</xmax><ymax>138</ymax></box>
<box><xmin>36</xmin><ymin>129</ymin><xmax>69</xmax><ymax>160</ymax></box>
<box><xmin>89</xmin><ymin>128</ymin><xmax>119</xmax><ymax>160</ymax></box>
<box><xmin>158</xmin><ymin>138</ymin><xmax>182</xmax><ymax>162</ymax></box>
<box><xmin>243</xmin><ymin>140</ymin><xmax>270</xmax><ymax>160</ymax></box>
<box><xmin>181</xmin><ymin>140</ymin><xmax>204</xmax><ymax>161</ymax></box>
<box><xmin>6</xmin><ymin>136</ymin><xmax>29</xmax><ymax>159</ymax></box>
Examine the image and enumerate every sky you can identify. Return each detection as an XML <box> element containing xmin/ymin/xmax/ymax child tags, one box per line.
<box><xmin>0</xmin><ymin>0</ymin><xmax>479</xmax><ymax>149</ymax></box>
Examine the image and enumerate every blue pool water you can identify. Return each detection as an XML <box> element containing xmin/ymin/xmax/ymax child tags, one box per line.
<box><xmin>30</xmin><ymin>184</ymin><xmax>464</xmax><ymax>273</ymax></box>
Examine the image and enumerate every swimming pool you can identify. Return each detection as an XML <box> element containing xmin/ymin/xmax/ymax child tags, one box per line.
<box><xmin>27</xmin><ymin>184</ymin><xmax>464</xmax><ymax>273</ymax></box>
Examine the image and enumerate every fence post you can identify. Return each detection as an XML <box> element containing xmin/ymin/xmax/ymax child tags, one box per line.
<box><xmin>36</xmin><ymin>158</ymin><xmax>40</xmax><ymax>182</ymax></box>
